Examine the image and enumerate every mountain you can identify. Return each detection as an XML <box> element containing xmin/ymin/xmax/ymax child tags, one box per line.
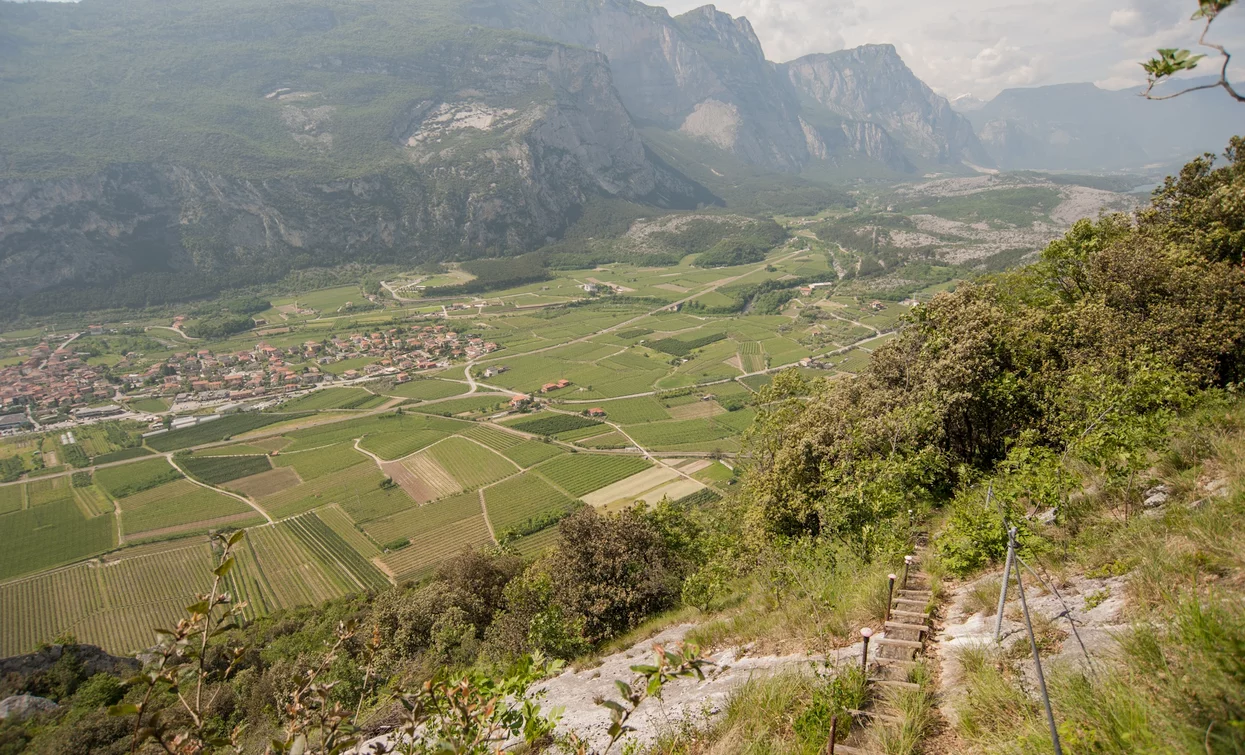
<box><xmin>968</xmin><ymin>77</ymin><xmax>1243</xmax><ymax>171</ymax></box>
<box><xmin>0</xmin><ymin>0</ymin><xmax>984</xmax><ymax>310</ymax></box>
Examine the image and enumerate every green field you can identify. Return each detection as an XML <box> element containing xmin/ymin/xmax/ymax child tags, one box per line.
<box><xmin>92</xmin><ymin>447</ymin><xmax>155</xmax><ymax>464</ymax></box>
<box><xmin>484</xmin><ymin>475</ymin><xmax>579</xmax><ymax>533</ymax></box>
<box><xmin>272</xmin><ymin>443</ymin><xmax>368</xmax><ymax>480</ymax></box>
<box><xmin>180</xmin><ymin>455</ymin><xmax>272</xmax><ymax>484</ymax></box>
<box><xmin>505</xmin><ymin>413</ymin><xmax>603</xmax><ymax>436</ymax></box>
<box><xmin>415</xmin><ymin>395</ymin><xmax>509</xmax><ymax>417</ymax></box>
<box><xmin>380</xmin><ymin>379</ymin><xmax>469</xmax><ymax>401</ymax></box>
<box><xmin>95</xmin><ymin>458</ymin><xmax>183</xmax><ymax>498</ymax></box>
<box><xmin>362</xmin><ymin>490</ymin><xmax>482</xmax><ymax>546</ymax></box>
<box><xmin>0</xmin><ymin>499</ymin><xmax>115</xmax><ymax>579</ymax></box>
<box><xmin>534</xmin><ymin>454</ymin><xmax>652</xmax><ymax>497</ymax></box>
<box><xmin>146</xmin><ymin>413</ymin><xmax>312</xmax><ymax>451</ymax></box>
<box><xmin>0</xmin><ymin>485</ymin><xmax>23</xmax><ymax>514</ymax></box>
<box><xmin>285</xmin><ymin>513</ymin><xmax>390</xmax><ymax>592</ymax></box>
<box><xmin>427</xmin><ymin>437</ymin><xmax>516</xmax><ymax>490</ymax></box>
<box><xmin>116</xmin><ymin>479</ymin><xmax>258</xmax><ymax>537</ymax></box>
<box><xmin>278</xmin><ymin>388</ymin><xmax>388</xmax><ymax>412</ymax></box>
<box><xmin>259</xmin><ymin>462</ymin><xmax>390</xmax><ymax>520</ymax></box>
<box><xmin>501</xmin><ymin>440</ymin><xmax>566</xmax><ymax>468</ymax></box>
<box><xmin>130</xmin><ymin>398</ymin><xmax>170</xmax><ymax>413</ymax></box>
<box><xmin>583</xmin><ymin>397</ymin><xmax>671</xmax><ymax>424</ymax></box>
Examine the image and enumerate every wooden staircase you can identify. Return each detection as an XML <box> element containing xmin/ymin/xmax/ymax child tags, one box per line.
<box><xmin>830</xmin><ymin>567</ymin><xmax>935</xmax><ymax>755</ymax></box>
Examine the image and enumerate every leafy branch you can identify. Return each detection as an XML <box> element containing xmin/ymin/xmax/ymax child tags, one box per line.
<box><xmin>590</xmin><ymin>643</ymin><xmax>713</xmax><ymax>755</ymax></box>
<box><xmin>1142</xmin><ymin>0</ymin><xmax>1243</xmax><ymax>102</ymax></box>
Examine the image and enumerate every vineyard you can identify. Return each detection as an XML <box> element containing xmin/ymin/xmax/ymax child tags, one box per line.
<box><xmin>414</xmin><ymin>395</ymin><xmax>507</xmax><ymax>417</ymax></box>
<box><xmin>285</xmin><ymin>513</ymin><xmax>390</xmax><ymax>592</ymax></box>
<box><xmin>378</xmin><ymin>515</ymin><xmax>493</xmax><ymax>582</ymax></box>
<box><xmin>646</xmin><ymin>332</ymin><xmax>727</xmax><ymax>356</ymax></box>
<box><xmin>501</xmin><ymin>440</ymin><xmax>565</xmax><ymax>468</ymax></box>
<box><xmin>360</xmin><ymin>428</ymin><xmax>449</xmax><ymax>461</ymax></box>
<box><xmin>587</xmin><ymin>397</ymin><xmax>671</xmax><ymax>424</ymax></box>
<box><xmin>362</xmin><ymin>491</ymin><xmax>482</xmax><ymax>546</ymax></box>
<box><xmin>427</xmin><ymin>437</ymin><xmax>516</xmax><ymax>490</ymax></box>
<box><xmin>507</xmin><ymin>413</ymin><xmax>602</xmax><ymax>436</ymax></box>
<box><xmin>244</xmin><ymin>524</ymin><xmax>353</xmax><ymax>609</ymax></box>
<box><xmin>145</xmin><ymin>412</ymin><xmax>312</xmax><ymax>451</ymax></box>
<box><xmin>95</xmin><ymin>458</ymin><xmax>183</xmax><ymax>498</ymax></box>
<box><xmin>116</xmin><ymin>479</ymin><xmax>257</xmax><ymax>537</ymax></box>
<box><xmin>380</xmin><ymin>379</ymin><xmax>469</xmax><ymax>401</ymax></box>
<box><xmin>0</xmin><ymin>499</ymin><xmax>115</xmax><ymax>579</ymax></box>
<box><xmin>626</xmin><ymin>418</ymin><xmax>735</xmax><ymax>448</ymax></box>
<box><xmin>317</xmin><ymin>504</ymin><xmax>382</xmax><ymax>559</ymax></box>
<box><xmin>0</xmin><ymin>484</ymin><xmax>22</xmax><ymax>514</ymax></box>
<box><xmin>534</xmin><ymin>454</ymin><xmax>652</xmax><ymax>497</ymax></box>
<box><xmin>282</xmin><ymin>412</ymin><xmax>459</xmax><ymax>452</ymax></box>
<box><xmin>258</xmin><ymin>462</ymin><xmax>388</xmax><ymax>519</ymax></box>
<box><xmin>73</xmin><ymin>485</ymin><xmax>114</xmax><ymax>517</ymax></box>
<box><xmin>0</xmin><ymin>564</ymin><xmax>102</xmax><ymax>656</ymax></box>
<box><xmin>278</xmin><ymin>388</ymin><xmax>388</xmax><ymax>412</ymax></box>
<box><xmin>180</xmin><ymin>455</ymin><xmax>273</xmax><ymax>484</ymax></box>
<box><xmin>25</xmin><ymin>476</ymin><xmax>74</xmax><ymax>506</ymax></box>
<box><xmin>92</xmin><ymin>447</ymin><xmax>154</xmax><ymax>465</ymax></box>
<box><xmin>511</xmin><ymin>526</ymin><xmax>562</xmax><ymax>558</ymax></box>
<box><xmin>272</xmin><ymin>443</ymin><xmax>367</xmax><ymax>480</ymax></box>
<box><xmin>483</xmin><ymin>475</ymin><xmax>579</xmax><ymax>533</ymax></box>
<box><xmin>460</xmin><ymin>425</ymin><xmax>524</xmax><ymax>451</ymax></box>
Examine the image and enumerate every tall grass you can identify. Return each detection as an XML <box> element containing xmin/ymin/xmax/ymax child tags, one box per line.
<box><xmin>686</xmin><ymin>540</ymin><xmax>893</xmax><ymax>653</ymax></box>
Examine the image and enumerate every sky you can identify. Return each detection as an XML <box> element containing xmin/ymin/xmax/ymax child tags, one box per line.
<box><xmin>657</xmin><ymin>0</ymin><xmax>1245</xmax><ymax>100</ymax></box>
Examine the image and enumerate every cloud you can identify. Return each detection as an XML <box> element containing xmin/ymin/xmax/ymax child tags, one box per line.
<box><xmin>654</xmin><ymin>0</ymin><xmax>1245</xmax><ymax>99</ymax></box>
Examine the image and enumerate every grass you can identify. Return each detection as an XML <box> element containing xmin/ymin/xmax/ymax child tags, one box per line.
<box><xmin>534</xmin><ymin>454</ymin><xmax>651</xmax><ymax>497</ymax></box>
<box><xmin>687</xmin><ymin>541</ymin><xmax>890</xmax><ymax>652</ymax></box>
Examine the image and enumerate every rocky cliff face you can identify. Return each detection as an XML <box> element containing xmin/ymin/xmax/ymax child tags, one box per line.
<box><xmin>783</xmin><ymin>45</ymin><xmax>991</xmax><ymax>168</ymax></box>
<box><xmin>469</xmin><ymin>1</ymin><xmax>980</xmax><ymax>175</ymax></box>
<box><xmin>0</xmin><ymin>40</ymin><xmax>706</xmax><ymax>300</ymax></box>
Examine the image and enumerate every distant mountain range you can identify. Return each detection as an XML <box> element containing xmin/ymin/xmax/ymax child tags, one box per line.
<box><xmin>0</xmin><ymin>0</ymin><xmax>1239</xmax><ymax>309</ymax></box>
<box><xmin>959</xmin><ymin>77</ymin><xmax>1242</xmax><ymax>172</ymax></box>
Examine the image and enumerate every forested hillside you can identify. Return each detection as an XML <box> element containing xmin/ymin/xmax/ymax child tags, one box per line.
<box><xmin>2</xmin><ymin>141</ymin><xmax>1243</xmax><ymax>754</ymax></box>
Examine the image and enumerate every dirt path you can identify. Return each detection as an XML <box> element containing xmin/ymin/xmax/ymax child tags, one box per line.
<box><xmin>167</xmin><ymin>454</ymin><xmax>274</xmax><ymax>524</ymax></box>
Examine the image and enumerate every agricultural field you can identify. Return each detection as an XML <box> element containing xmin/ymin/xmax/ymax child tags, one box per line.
<box><xmin>534</xmin><ymin>454</ymin><xmax>652</xmax><ymax>497</ymax></box>
<box><xmin>0</xmin><ymin>245</ymin><xmax>940</xmax><ymax>651</ymax></box>
<box><xmin>116</xmin><ymin>479</ymin><xmax>259</xmax><ymax>538</ymax></box>
<box><xmin>483</xmin><ymin>475</ymin><xmax>579</xmax><ymax>533</ymax></box>
<box><xmin>278</xmin><ymin>388</ymin><xmax>389</xmax><ymax>412</ymax></box>
<box><xmin>95</xmin><ymin>458</ymin><xmax>183</xmax><ymax>499</ymax></box>
<box><xmin>379</xmin><ymin>379</ymin><xmax>469</xmax><ymax>401</ymax></box>
<box><xmin>180</xmin><ymin>455</ymin><xmax>273</xmax><ymax>485</ymax></box>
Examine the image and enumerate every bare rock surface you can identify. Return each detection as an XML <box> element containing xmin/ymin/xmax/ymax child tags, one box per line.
<box><xmin>0</xmin><ymin>694</ymin><xmax>58</xmax><ymax>721</ymax></box>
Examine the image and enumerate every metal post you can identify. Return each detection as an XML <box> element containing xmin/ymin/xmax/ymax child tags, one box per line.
<box><xmin>901</xmin><ymin>555</ymin><xmax>913</xmax><ymax>589</ymax></box>
<box><xmin>827</xmin><ymin>714</ymin><xmax>837</xmax><ymax>755</ymax></box>
<box><xmin>860</xmin><ymin>627</ymin><xmax>873</xmax><ymax>674</ymax></box>
<box><xmin>1012</xmin><ymin>535</ymin><xmax>1063</xmax><ymax>755</ymax></box>
<box><xmin>884</xmin><ymin>573</ymin><xmax>896</xmax><ymax>623</ymax></box>
<box><xmin>994</xmin><ymin>527</ymin><xmax>1017</xmax><ymax>642</ymax></box>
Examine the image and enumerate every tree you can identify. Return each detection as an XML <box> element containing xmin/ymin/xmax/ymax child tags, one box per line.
<box><xmin>1142</xmin><ymin>0</ymin><xmax>1242</xmax><ymax>102</ymax></box>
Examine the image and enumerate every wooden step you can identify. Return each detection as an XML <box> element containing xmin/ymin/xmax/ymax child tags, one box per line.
<box><xmin>871</xmin><ymin>679</ymin><xmax>921</xmax><ymax>691</ymax></box>
<box><xmin>875</xmin><ymin>657</ymin><xmax>917</xmax><ymax>666</ymax></box>
<box><xmin>892</xmin><ymin>597</ymin><xmax>929</xmax><ymax>606</ymax></box>
<box><xmin>897</xmin><ymin>589</ymin><xmax>931</xmax><ymax>597</ymax></box>
<box><xmin>876</xmin><ymin>637</ymin><xmax>924</xmax><ymax>649</ymax></box>
<box><xmin>847</xmin><ymin>708</ymin><xmax>901</xmax><ymax>724</ymax></box>
<box><xmin>829</xmin><ymin>744</ymin><xmax>866</xmax><ymax>755</ymax></box>
<box><xmin>889</xmin><ymin>609</ymin><xmax>929</xmax><ymax>620</ymax></box>
<box><xmin>884</xmin><ymin>621</ymin><xmax>929</xmax><ymax>633</ymax></box>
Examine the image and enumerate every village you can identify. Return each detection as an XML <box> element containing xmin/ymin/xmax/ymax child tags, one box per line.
<box><xmin>0</xmin><ymin>323</ymin><xmax>500</xmax><ymax>432</ymax></box>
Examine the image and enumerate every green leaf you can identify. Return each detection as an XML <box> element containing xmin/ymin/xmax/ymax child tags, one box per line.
<box><xmin>213</xmin><ymin>557</ymin><xmax>235</xmax><ymax>577</ymax></box>
<box><xmin>186</xmin><ymin>600</ymin><xmax>210</xmax><ymax>615</ymax></box>
<box><xmin>228</xmin><ymin>529</ymin><xmax>246</xmax><ymax>546</ymax></box>
<box><xmin>108</xmin><ymin>703</ymin><xmax>141</xmax><ymax>717</ymax></box>
<box><xmin>630</xmin><ymin>664</ymin><xmax>659</xmax><ymax>675</ymax></box>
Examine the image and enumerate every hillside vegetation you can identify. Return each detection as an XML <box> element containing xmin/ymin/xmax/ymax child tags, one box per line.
<box><xmin>1</xmin><ymin>140</ymin><xmax>1243</xmax><ymax>754</ymax></box>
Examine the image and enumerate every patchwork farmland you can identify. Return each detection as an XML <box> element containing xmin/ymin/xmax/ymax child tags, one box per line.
<box><xmin>0</xmin><ymin>251</ymin><xmax>919</xmax><ymax>655</ymax></box>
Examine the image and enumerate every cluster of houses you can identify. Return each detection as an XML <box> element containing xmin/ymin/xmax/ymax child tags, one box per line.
<box><xmin>0</xmin><ymin>324</ymin><xmax>503</xmax><ymax>417</ymax></box>
<box><xmin>0</xmin><ymin>339</ymin><xmax>115</xmax><ymax>412</ymax></box>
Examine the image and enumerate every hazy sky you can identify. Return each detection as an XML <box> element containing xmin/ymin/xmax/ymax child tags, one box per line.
<box><xmin>657</xmin><ymin>0</ymin><xmax>1245</xmax><ymax>99</ymax></box>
